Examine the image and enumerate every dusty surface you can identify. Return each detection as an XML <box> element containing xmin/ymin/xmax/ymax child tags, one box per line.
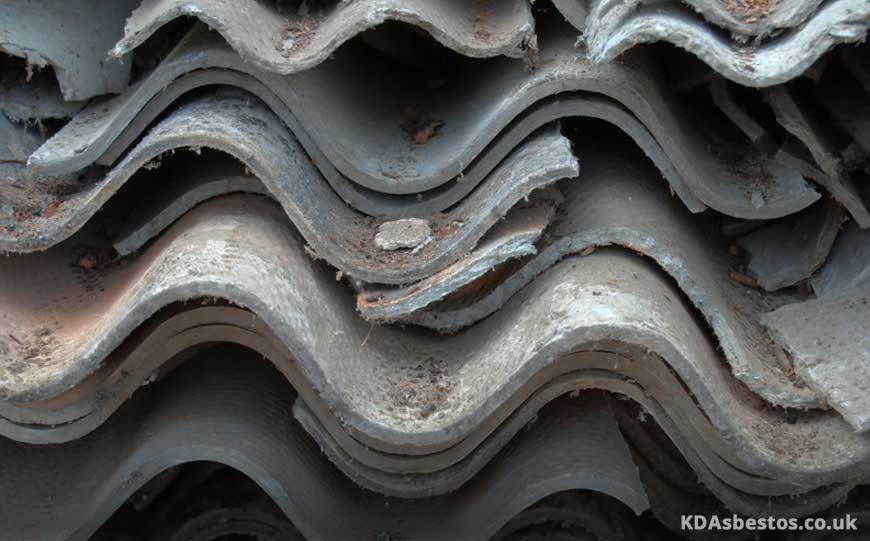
<box><xmin>29</xmin><ymin>20</ymin><xmax>816</xmax><ymax>219</ymax></box>
<box><xmin>1</xmin><ymin>192</ymin><xmax>867</xmax><ymax>485</ymax></box>
<box><xmin>5</xmin><ymin>94</ymin><xmax>580</xmax><ymax>287</ymax></box>
<box><xmin>763</xmin><ymin>288</ymin><xmax>870</xmax><ymax>432</ymax></box>
<box><xmin>112</xmin><ymin>0</ymin><xmax>536</xmax><ymax>74</ymax></box>
<box><xmin>0</xmin><ymin>353</ymin><xmax>648</xmax><ymax>540</ymax></box>
<box><xmin>402</xmin><ymin>142</ymin><xmax>818</xmax><ymax>411</ymax></box>
<box><xmin>580</xmin><ymin>0</ymin><xmax>869</xmax><ymax>87</ymax></box>
<box><xmin>359</xmin><ymin>203</ymin><xmax>553</xmax><ymax>320</ymax></box>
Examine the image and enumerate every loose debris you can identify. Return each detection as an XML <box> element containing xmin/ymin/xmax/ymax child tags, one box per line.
<box><xmin>374</xmin><ymin>218</ymin><xmax>432</xmax><ymax>251</ymax></box>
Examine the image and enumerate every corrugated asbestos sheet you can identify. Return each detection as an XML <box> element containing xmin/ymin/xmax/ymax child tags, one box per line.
<box><xmin>1</xmin><ymin>1</ymin><xmax>870</xmax><ymax>539</ymax></box>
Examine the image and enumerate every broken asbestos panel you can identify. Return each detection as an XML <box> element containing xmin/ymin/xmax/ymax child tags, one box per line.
<box><xmin>766</xmin><ymin>87</ymin><xmax>870</xmax><ymax>227</ymax></box>
<box><xmin>0</xmin><ymin>115</ymin><xmax>86</xmax><ymax>243</ymax></box>
<box><xmin>708</xmin><ymin>78</ymin><xmax>775</xmax><ymax>151</ymax></box>
<box><xmin>0</xmin><ymin>298</ymin><xmax>847</xmax><ymax>515</ymax></box>
<box><xmin>3</xmin><ymin>188</ymin><xmax>867</xmax><ymax>487</ymax></box>
<box><xmin>292</xmin><ymin>349</ymin><xmax>822</xmax><ymax>509</ymax></box>
<box><xmin>0</xmin><ymin>352</ymin><xmax>649</xmax><ymax>541</ymax></box>
<box><xmin>563</xmin><ymin>0</ymin><xmax>827</xmax><ymax>39</ymax></box>
<box><xmin>110</xmin><ymin>172</ymin><xmax>268</xmax><ymax>256</ymax></box>
<box><xmin>2</xmin><ymin>192</ymin><xmax>869</xmax><ymax>505</ymax></box>
<box><xmin>580</xmin><ymin>0</ymin><xmax>870</xmax><ymax>87</ymax></box>
<box><xmin>763</xmin><ymin>288</ymin><xmax>870</xmax><ymax>432</ymax></box>
<box><xmin>0</xmin><ymin>0</ymin><xmax>138</xmax><ymax>100</ymax></box>
<box><xmin>0</xmin><ymin>68</ymin><xmax>86</xmax><ymax>122</ymax></box>
<box><xmin>2</xmin><ymin>94</ymin><xmax>580</xmax><ymax>287</ymax></box>
<box><xmin>398</xmin><ymin>143</ymin><xmax>820</xmax><ymax>408</ymax></box>
<box><xmin>291</xmin><ymin>390</ymin><xmax>651</xmax><ymax>507</ymax></box>
<box><xmin>358</xmin><ymin>204</ymin><xmax>553</xmax><ymax>321</ymax></box>
<box><xmin>811</xmin><ymin>223</ymin><xmax>870</xmax><ymax>298</ymax></box>
<box><xmin>112</xmin><ymin>0</ymin><xmax>537</xmax><ymax>74</ymax></box>
<box><xmin>28</xmin><ymin>21</ymin><xmax>816</xmax><ymax>218</ymax></box>
<box><xmin>738</xmin><ymin>200</ymin><xmax>844</xmax><ymax>292</ymax></box>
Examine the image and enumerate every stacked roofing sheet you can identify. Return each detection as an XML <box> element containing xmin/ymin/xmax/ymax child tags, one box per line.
<box><xmin>1</xmin><ymin>0</ymin><xmax>869</xmax><ymax>539</ymax></box>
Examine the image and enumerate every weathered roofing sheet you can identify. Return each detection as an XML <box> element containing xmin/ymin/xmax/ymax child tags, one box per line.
<box><xmin>1</xmin><ymin>0</ymin><xmax>869</xmax><ymax>535</ymax></box>
<box><xmin>111</xmin><ymin>0</ymin><xmax>538</xmax><ymax>73</ymax></box>
<box><xmin>0</xmin><ymin>352</ymin><xmax>649</xmax><ymax>541</ymax></box>
<box><xmin>763</xmin><ymin>287</ymin><xmax>870</xmax><ymax>432</ymax></box>
<box><xmin>1</xmin><ymin>94</ymin><xmax>580</xmax><ymax>287</ymax></box>
<box><xmin>27</xmin><ymin>21</ymin><xmax>818</xmax><ymax>218</ymax></box>
<box><xmin>0</xmin><ymin>0</ymin><xmax>138</xmax><ymax>100</ymax></box>
<box><xmin>578</xmin><ymin>0</ymin><xmax>870</xmax><ymax>87</ymax></box>
<box><xmin>2</xmin><ymin>192</ymin><xmax>870</xmax><ymax>492</ymax></box>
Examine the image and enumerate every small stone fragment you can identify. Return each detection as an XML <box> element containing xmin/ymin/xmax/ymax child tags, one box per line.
<box><xmin>374</xmin><ymin>218</ymin><xmax>431</xmax><ymax>251</ymax></box>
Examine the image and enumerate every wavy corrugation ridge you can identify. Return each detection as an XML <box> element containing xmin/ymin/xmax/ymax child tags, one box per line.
<box><xmin>111</xmin><ymin>0</ymin><xmax>537</xmax><ymax>75</ymax></box>
<box><xmin>2</xmin><ymin>139</ymin><xmax>819</xmax><ymax>410</ymax></box>
<box><xmin>0</xmin><ymin>0</ymin><xmax>138</xmax><ymax>101</ymax></box>
<box><xmin>28</xmin><ymin>22</ymin><xmax>817</xmax><ymax>219</ymax></box>
<box><xmin>683</xmin><ymin>0</ymin><xmax>826</xmax><ymax>36</ymax></box>
<box><xmin>0</xmin><ymin>223</ymin><xmax>859</xmax><ymax>517</ymax></box>
<box><xmin>109</xmin><ymin>170</ymin><xmax>268</xmax><ymax>256</ymax></box>
<box><xmin>297</xmin><ymin>364</ymin><xmax>851</xmax><ymax>517</ymax></box>
<box><xmin>5</xmin><ymin>299</ymin><xmax>792</xmax><ymax>509</ymax></box>
<box><xmin>580</xmin><ymin>0</ymin><xmax>870</xmax><ymax>87</ymax></box>
<box><xmin>0</xmin><ymin>237</ymin><xmax>854</xmax><ymax>514</ymax></box>
<box><xmin>568</xmin><ymin>0</ymin><xmax>828</xmax><ymax>39</ymax></box>
<box><xmin>130</xmin><ymin>471</ymin><xmax>304</xmax><ymax>541</ymax></box>
<box><xmin>0</xmin><ymin>351</ymin><xmax>650</xmax><ymax>541</ymax></box>
<box><xmin>4</xmin><ymin>190</ymin><xmax>870</xmax><ymax>493</ymax></box>
<box><xmin>0</xmin><ymin>94</ymin><xmax>579</xmax><ymax>286</ymax></box>
<box><xmin>0</xmin><ymin>298</ymin><xmax>840</xmax><ymax>512</ymax></box>
<box><xmin>362</xmin><ymin>151</ymin><xmax>828</xmax><ymax>322</ymax></box>
<box><xmin>0</xmin><ymin>296</ymin><xmax>812</xmax><ymax>506</ymax></box>
<box><xmin>377</xmin><ymin>144</ymin><xmax>818</xmax><ymax>406</ymax></box>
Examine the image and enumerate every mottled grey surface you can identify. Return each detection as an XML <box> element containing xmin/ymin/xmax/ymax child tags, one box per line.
<box><xmin>2</xmin><ymin>193</ymin><xmax>868</xmax><ymax>492</ymax></box>
<box><xmin>4</xmin><ymin>94</ymin><xmax>579</xmax><ymax>286</ymax></box>
<box><xmin>112</xmin><ymin>0</ymin><xmax>537</xmax><ymax>73</ymax></box>
<box><xmin>0</xmin><ymin>353</ymin><xmax>649</xmax><ymax>540</ymax></box>
<box><xmin>28</xmin><ymin>22</ymin><xmax>816</xmax><ymax>218</ymax></box>
<box><xmin>739</xmin><ymin>201</ymin><xmax>844</xmax><ymax>291</ymax></box>
<box><xmin>811</xmin><ymin>223</ymin><xmax>870</xmax><ymax>297</ymax></box>
<box><xmin>0</xmin><ymin>0</ymin><xmax>138</xmax><ymax>100</ymax></box>
<box><xmin>763</xmin><ymin>288</ymin><xmax>870</xmax><ymax>432</ymax></box>
<box><xmin>402</xmin><ymin>144</ymin><xmax>820</xmax><ymax>410</ymax></box>
<box><xmin>579</xmin><ymin>0</ymin><xmax>869</xmax><ymax>87</ymax></box>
